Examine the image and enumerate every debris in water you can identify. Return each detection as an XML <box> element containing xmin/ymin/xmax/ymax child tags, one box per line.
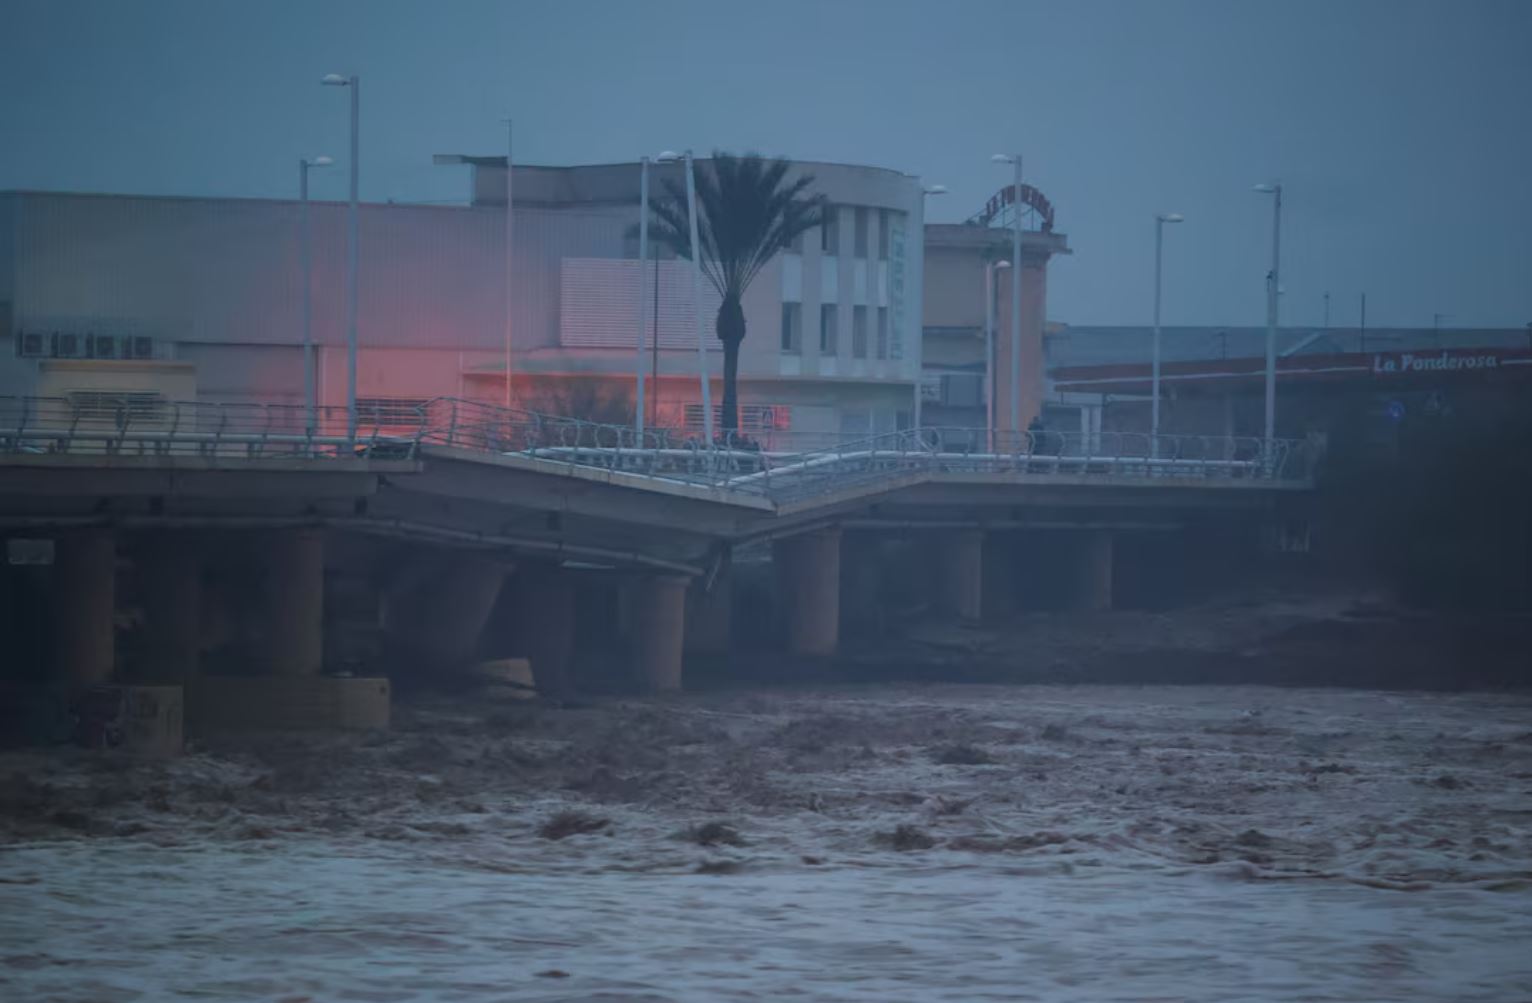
<box><xmin>538</xmin><ymin>810</ymin><xmax>610</xmax><ymax>840</ymax></box>
<box><xmin>930</xmin><ymin>743</ymin><xmax>996</xmax><ymax>766</ymax></box>
<box><xmin>878</xmin><ymin>824</ymin><xmax>937</xmax><ymax>851</ymax></box>
<box><xmin>681</xmin><ymin>821</ymin><xmax>746</xmax><ymax>847</ymax></box>
<box><xmin>695</xmin><ymin>859</ymin><xmax>745</xmax><ymax>875</ymax></box>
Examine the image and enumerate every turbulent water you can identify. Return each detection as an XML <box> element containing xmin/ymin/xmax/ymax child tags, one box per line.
<box><xmin>4</xmin><ymin>684</ymin><xmax>1532</xmax><ymax>1001</ymax></box>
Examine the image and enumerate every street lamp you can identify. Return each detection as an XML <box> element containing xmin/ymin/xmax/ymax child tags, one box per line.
<box><xmin>992</xmin><ymin>154</ymin><xmax>1024</xmax><ymax>437</ymax></box>
<box><xmin>651</xmin><ymin>151</ymin><xmax>713</xmax><ymax>445</ymax></box>
<box><xmin>322</xmin><ymin>73</ymin><xmax>359</xmax><ymax>446</ymax></box>
<box><xmin>1152</xmin><ymin>212</ymin><xmax>1184</xmax><ymax>449</ymax></box>
<box><xmin>299</xmin><ymin>155</ymin><xmax>333</xmax><ymax>437</ymax></box>
<box><xmin>504</xmin><ymin>119</ymin><xmax>514</xmax><ymax>409</ymax></box>
<box><xmin>1253</xmin><ymin>182</ymin><xmax>1282</xmax><ymax>448</ymax></box>
<box><xmin>985</xmin><ymin>259</ymin><xmax>1011</xmax><ymax>452</ymax></box>
<box><xmin>634</xmin><ymin>155</ymin><xmax>652</xmax><ymax>442</ymax></box>
<box><xmin>913</xmin><ymin>182</ymin><xmax>947</xmax><ymax>433</ymax></box>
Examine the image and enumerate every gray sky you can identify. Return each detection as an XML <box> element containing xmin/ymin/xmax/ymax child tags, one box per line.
<box><xmin>3</xmin><ymin>0</ymin><xmax>1529</xmax><ymax>330</ymax></box>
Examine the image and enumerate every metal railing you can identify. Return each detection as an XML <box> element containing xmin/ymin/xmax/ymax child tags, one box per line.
<box><xmin>0</xmin><ymin>396</ymin><xmax>422</xmax><ymax>459</ymax></box>
<box><xmin>0</xmin><ymin>395</ymin><xmax>1316</xmax><ymax>500</ymax></box>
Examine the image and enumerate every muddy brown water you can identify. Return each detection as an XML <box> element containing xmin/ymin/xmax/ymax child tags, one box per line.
<box><xmin>4</xmin><ymin>684</ymin><xmax>1532</xmax><ymax>1001</ymax></box>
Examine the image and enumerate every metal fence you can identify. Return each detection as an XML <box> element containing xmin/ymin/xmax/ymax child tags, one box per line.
<box><xmin>0</xmin><ymin>395</ymin><xmax>1315</xmax><ymax>500</ymax></box>
<box><xmin>0</xmin><ymin>396</ymin><xmax>422</xmax><ymax>459</ymax></box>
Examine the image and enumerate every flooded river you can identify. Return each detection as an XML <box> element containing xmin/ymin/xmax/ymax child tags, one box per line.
<box><xmin>4</xmin><ymin>684</ymin><xmax>1532</xmax><ymax>1000</ymax></box>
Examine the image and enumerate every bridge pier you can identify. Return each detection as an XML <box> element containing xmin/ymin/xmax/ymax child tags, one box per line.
<box><xmin>1069</xmin><ymin>530</ymin><xmax>1115</xmax><ymax>611</ymax></box>
<box><xmin>775</xmin><ymin>527</ymin><xmax>842</xmax><ymax>656</ymax></box>
<box><xmin>633</xmin><ymin>575</ymin><xmax>688</xmax><ymax>691</ymax></box>
<box><xmin>390</xmin><ymin>554</ymin><xmax>511</xmax><ymax>670</ymax></box>
<box><xmin>685</xmin><ymin>568</ymin><xmax>732</xmax><ymax>656</ymax></box>
<box><xmin>138</xmin><ymin>539</ymin><xmax>202</xmax><ymax>683</ymax></box>
<box><xmin>254</xmin><ymin>529</ymin><xmax>325</xmax><ymax>676</ymax></box>
<box><xmin>509</xmin><ymin>563</ymin><xmax>576</xmax><ymax>698</ymax></box>
<box><xmin>51</xmin><ymin>529</ymin><xmax>116</xmax><ymax>687</ymax></box>
<box><xmin>936</xmin><ymin>530</ymin><xmax>985</xmax><ymax>622</ymax></box>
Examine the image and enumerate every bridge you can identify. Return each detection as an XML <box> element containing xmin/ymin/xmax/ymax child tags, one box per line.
<box><xmin>1</xmin><ymin>394</ymin><xmax>1314</xmax><ymax>739</ymax></box>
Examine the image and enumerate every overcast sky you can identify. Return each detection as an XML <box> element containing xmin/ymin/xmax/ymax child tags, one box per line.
<box><xmin>3</xmin><ymin>0</ymin><xmax>1529</xmax><ymax>330</ymax></box>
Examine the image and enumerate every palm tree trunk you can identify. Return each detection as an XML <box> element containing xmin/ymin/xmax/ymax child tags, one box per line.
<box><xmin>715</xmin><ymin>295</ymin><xmax>747</xmax><ymax>438</ymax></box>
<box><xmin>721</xmin><ymin>338</ymin><xmax>741</xmax><ymax>437</ymax></box>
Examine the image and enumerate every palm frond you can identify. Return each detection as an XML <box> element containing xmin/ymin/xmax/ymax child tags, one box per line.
<box><xmin>641</xmin><ymin>151</ymin><xmax>823</xmax><ymax>306</ymax></box>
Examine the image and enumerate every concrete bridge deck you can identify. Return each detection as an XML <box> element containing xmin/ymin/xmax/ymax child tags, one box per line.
<box><xmin>1</xmin><ymin>395</ymin><xmax>1316</xmax><ymax>737</ymax></box>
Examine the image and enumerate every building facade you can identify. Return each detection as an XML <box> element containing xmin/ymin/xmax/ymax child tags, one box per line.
<box><xmin>1</xmin><ymin>161</ymin><xmax>1068</xmax><ymax>449</ymax></box>
<box><xmin>1044</xmin><ymin>324</ymin><xmax>1532</xmax><ymax>453</ymax></box>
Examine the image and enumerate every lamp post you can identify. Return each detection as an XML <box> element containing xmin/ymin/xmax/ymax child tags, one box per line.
<box><xmin>912</xmin><ymin>183</ymin><xmax>946</xmax><ymax>435</ymax></box>
<box><xmin>321</xmin><ymin>73</ymin><xmax>359</xmax><ymax>446</ymax></box>
<box><xmin>650</xmin><ymin>152</ymin><xmax>712</xmax><ymax>444</ymax></box>
<box><xmin>1253</xmin><ymin>182</ymin><xmax>1282</xmax><ymax>447</ymax></box>
<box><xmin>992</xmin><ymin>154</ymin><xmax>1024</xmax><ymax>437</ymax></box>
<box><xmin>504</xmin><ymin>119</ymin><xmax>514</xmax><ymax>409</ymax></box>
<box><xmin>634</xmin><ymin>155</ymin><xmax>651</xmax><ymax>442</ymax></box>
<box><xmin>1152</xmin><ymin>212</ymin><xmax>1184</xmax><ymax>449</ymax></box>
<box><xmin>299</xmin><ymin>155</ymin><xmax>333</xmax><ymax>437</ymax></box>
<box><xmin>680</xmin><ymin>151</ymin><xmax>713</xmax><ymax>445</ymax></box>
<box><xmin>984</xmin><ymin>259</ymin><xmax>1011</xmax><ymax>452</ymax></box>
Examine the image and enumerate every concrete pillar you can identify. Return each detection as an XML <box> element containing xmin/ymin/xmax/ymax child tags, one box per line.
<box><xmin>684</xmin><ymin>569</ymin><xmax>731</xmax><ymax>655</ymax></box>
<box><xmin>395</xmin><ymin>555</ymin><xmax>511</xmax><ymax>669</ymax></box>
<box><xmin>510</xmin><ymin>564</ymin><xmax>575</xmax><ymax>698</ymax></box>
<box><xmin>937</xmin><ymin>530</ymin><xmax>984</xmax><ymax>621</ymax></box>
<box><xmin>633</xmin><ymin>575</ymin><xmax>688</xmax><ymax>691</ymax></box>
<box><xmin>774</xmin><ymin>527</ymin><xmax>841</xmax><ymax>656</ymax></box>
<box><xmin>839</xmin><ymin>531</ymin><xmax>884</xmax><ymax>639</ymax></box>
<box><xmin>1076</xmin><ymin>531</ymin><xmax>1114</xmax><ymax>611</ymax></box>
<box><xmin>51</xmin><ymin>530</ymin><xmax>116</xmax><ymax>686</ymax></box>
<box><xmin>139</xmin><ymin>540</ymin><xmax>202</xmax><ymax>683</ymax></box>
<box><xmin>981</xmin><ymin>532</ymin><xmax>1018</xmax><ymax>619</ymax></box>
<box><xmin>255</xmin><ymin>529</ymin><xmax>324</xmax><ymax>676</ymax></box>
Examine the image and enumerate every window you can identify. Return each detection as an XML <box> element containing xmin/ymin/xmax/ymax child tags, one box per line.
<box><xmin>357</xmin><ymin>397</ymin><xmax>431</xmax><ymax>428</ymax></box>
<box><xmin>877</xmin><ymin>211</ymin><xmax>890</xmax><ymax>260</ymax></box>
<box><xmin>839</xmin><ymin>409</ymin><xmax>871</xmax><ymax>437</ymax></box>
<box><xmin>780</xmin><ymin>303</ymin><xmax>802</xmax><ymax>353</ymax></box>
<box><xmin>685</xmin><ymin>403</ymin><xmax>790</xmax><ymax>432</ymax></box>
<box><xmin>852</xmin><ymin>306</ymin><xmax>868</xmax><ymax>358</ymax></box>
<box><xmin>821</xmin><ymin>206</ymin><xmax>839</xmax><ymax>254</ymax></box>
<box><xmin>819</xmin><ymin>304</ymin><xmax>838</xmax><ymax>354</ymax></box>
<box><xmin>66</xmin><ymin>390</ymin><xmax>167</xmax><ymax>424</ymax></box>
<box><xmin>854</xmin><ymin>207</ymin><xmax>869</xmax><ymax>257</ymax></box>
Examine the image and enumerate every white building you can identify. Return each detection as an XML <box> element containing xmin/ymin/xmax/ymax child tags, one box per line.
<box><xmin>1</xmin><ymin>157</ymin><xmax>929</xmax><ymax>449</ymax></box>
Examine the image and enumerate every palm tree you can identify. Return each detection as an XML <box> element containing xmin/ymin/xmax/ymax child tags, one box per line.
<box><xmin>646</xmin><ymin>152</ymin><xmax>824</xmax><ymax>440</ymax></box>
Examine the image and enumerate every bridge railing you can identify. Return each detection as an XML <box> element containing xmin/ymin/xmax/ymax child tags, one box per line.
<box><xmin>0</xmin><ymin>395</ymin><xmax>1316</xmax><ymax>497</ymax></box>
<box><xmin>710</xmin><ymin>427</ymin><xmax>1307</xmax><ymax>502</ymax></box>
<box><xmin>0</xmin><ymin>396</ymin><xmax>423</xmax><ymax>459</ymax></box>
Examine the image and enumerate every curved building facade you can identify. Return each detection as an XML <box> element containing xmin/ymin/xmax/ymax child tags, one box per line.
<box><xmin>450</xmin><ymin>157</ymin><xmax>929</xmax><ymax>445</ymax></box>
